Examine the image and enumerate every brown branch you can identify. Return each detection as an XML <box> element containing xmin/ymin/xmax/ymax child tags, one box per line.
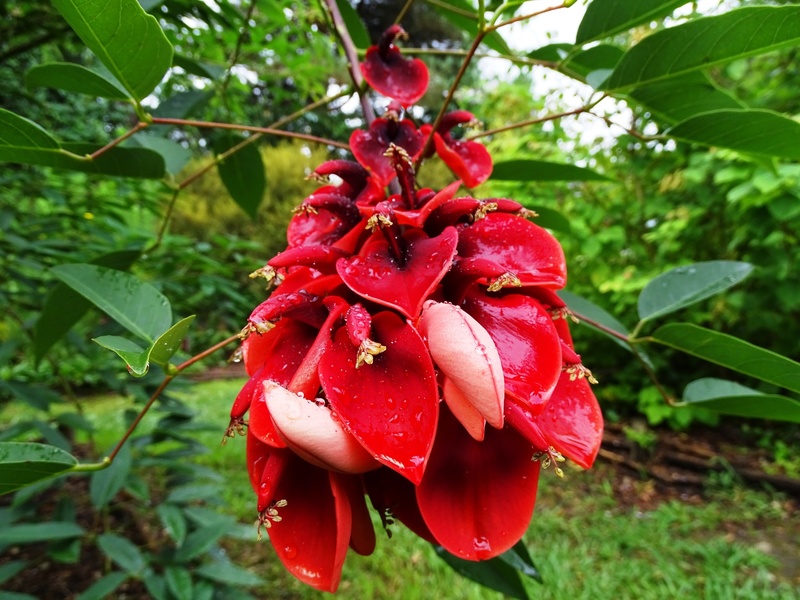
<box><xmin>470</xmin><ymin>104</ymin><xmax>594</xmax><ymax>139</ymax></box>
<box><xmin>89</xmin><ymin>121</ymin><xmax>148</xmax><ymax>160</ymax></box>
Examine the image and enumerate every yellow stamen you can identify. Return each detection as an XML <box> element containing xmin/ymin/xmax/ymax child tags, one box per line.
<box><xmin>356</xmin><ymin>338</ymin><xmax>387</xmax><ymax>369</ymax></box>
<box><xmin>473</xmin><ymin>202</ymin><xmax>497</xmax><ymax>221</ymax></box>
<box><xmin>366</xmin><ymin>213</ymin><xmax>394</xmax><ymax>231</ymax></box>
<box><xmin>292</xmin><ymin>204</ymin><xmax>319</xmax><ymax>216</ymax></box>
<box><xmin>564</xmin><ymin>364</ymin><xmax>599</xmax><ymax>384</ymax></box>
<box><xmin>487</xmin><ymin>271</ymin><xmax>522</xmax><ymax>292</ymax></box>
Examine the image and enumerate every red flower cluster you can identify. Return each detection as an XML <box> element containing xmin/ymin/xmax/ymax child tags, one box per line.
<box><xmin>228</xmin><ymin>26</ymin><xmax>603</xmax><ymax>592</ymax></box>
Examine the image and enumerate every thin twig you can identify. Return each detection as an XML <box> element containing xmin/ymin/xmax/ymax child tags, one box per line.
<box><xmin>470</xmin><ymin>103</ymin><xmax>595</xmax><ymax>139</ymax></box>
<box><xmin>394</xmin><ymin>0</ymin><xmax>416</xmax><ymax>24</ymax></box>
<box><xmin>150</xmin><ymin>117</ymin><xmax>350</xmax><ymax>149</ymax></box>
<box><xmin>488</xmin><ymin>3</ymin><xmax>566</xmax><ymax>31</ymax></box>
<box><xmin>220</xmin><ymin>0</ymin><xmax>259</xmax><ymax>117</ymax></box>
<box><xmin>570</xmin><ymin>311</ymin><xmax>631</xmax><ymax>344</ymax></box>
<box><xmin>401</xmin><ymin>47</ymin><xmax>558</xmax><ymax>70</ymax></box>
<box><xmin>424</xmin><ymin>0</ymin><xmax>477</xmax><ymax>19</ymax></box>
<box><xmin>89</xmin><ymin>122</ymin><xmax>148</xmax><ymax>160</ymax></box>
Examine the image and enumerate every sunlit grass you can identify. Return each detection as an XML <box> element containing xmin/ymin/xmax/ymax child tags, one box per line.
<box><xmin>9</xmin><ymin>379</ymin><xmax>797</xmax><ymax>599</ymax></box>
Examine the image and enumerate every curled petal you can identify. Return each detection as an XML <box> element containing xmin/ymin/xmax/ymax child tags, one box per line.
<box><xmin>320</xmin><ymin>311</ymin><xmax>439</xmax><ymax>485</ymax></box>
<box><xmin>288</xmin><ymin>207</ymin><xmax>351</xmax><ymax>248</ymax></box>
<box><xmin>360</xmin><ymin>29</ymin><xmax>429</xmax><ymax>106</ymax></box>
<box><xmin>242</xmin><ymin>318</ymin><xmax>318</xmax><ymax>378</ymax></box>
<box><xmin>264</xmin><ymin>380</ymin><xmax>378</xmax><ymax>474</ymax></box>
<box><xmin>419</xmin><ymin>301</ymin><xmax>504</xmax><ymax>429</ymax></box>
<box><xmin>417</xmin><ymin>407</ymin><xmax>540</xmax><ymax>560</ymax></box>
<box><xmin>266</xmin><ymin>455</ymin><xmax>351</xmax><ymax>592</ymax></box>
<box><xmin>433</xmin><ymin>132</ymin><xmax>492</xmax><ymax>189</ymax></box>
<box><xmin>462</xmin><ymin>289</ymin><xmax>562</xmax><ymax>413</ymax></box>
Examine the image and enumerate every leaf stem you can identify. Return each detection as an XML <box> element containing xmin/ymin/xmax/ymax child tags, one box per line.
<box><xmin>569</xmin><ymin>310</ymin><xmax>631</xmax><ymax>344</ymax></box>
<box><xmin>88</xmin><ymin>121</ymin><xmax>148</xmax><ymax>160</ymax></box>
<box><xmin>394</xmin><ymin>0</ymin><xmax>416</xmax><ymax>23</ymax></box>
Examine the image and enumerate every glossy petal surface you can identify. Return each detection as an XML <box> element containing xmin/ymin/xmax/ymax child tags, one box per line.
<box><xmin>417</xmin><ymin>408</ymin><xmax>540</xmax><ymax>560</ymax></box>
<box><xmin>433</xmin><ymin>133</ymin><xmax>492</xmax><ymax>189</ymax></box>
<box><xmin>242</xmin><ymin>318</ymin><xmax>317</xmax><ymax>378</ymax></box>
<box><xmin>361</xmin><ymin>46</ymin><xmax>429</xmax><ymax>106</ymax></box>
<box><xmin>462</xmin><ymin>290</ymin><xmax>562</xmax><ymax>413</ymax></box>
<box><xmin>319</xmin><ymin>312</ymin><xmax>438</xmax><ymax>484</ymax></box>
<box><xmin>350</xmin><ymin>119</ymin><xmax>423</xmax><ymax>185</ymax></box>
<box><xmin>337</xmin><ymin>228</ymin><xmax>458</xmax><ymax>319</ymax></box>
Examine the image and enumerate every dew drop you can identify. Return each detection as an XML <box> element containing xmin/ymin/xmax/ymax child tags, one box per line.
<box><xmin>284</xmin><ymin>546</ymin><xmax>298</xmax><ymax>559</ymax></box>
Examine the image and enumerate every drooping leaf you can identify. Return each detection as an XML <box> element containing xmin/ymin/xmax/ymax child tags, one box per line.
<box><xmin>172</xmin><ymin>55</ymin><xmax>226</xmax><ymax>80</ymax></box>
<box><xmin>604</xmin><ymin>6</ymin><xmax>800</xmax><ymax>91</ymax></box>
<box><xmin>25</xmin><ymin>63</ymin><xmax>130</xmax><ymax>99</ymax></box>
<box><xmin>0</xmin><ymin>522</ymin><xmax>85</xmax><ymax>543</ymax></box>
<box><xmin>562</xmin><ymin>44</ymin><xmax>624</xmax><ymax>84</ymax></box>
<box><xmin>157</xmin><ymin>504</ymin><xmax>188</xmax><ymax>545</ymax></box>
<box><xmin>165</xmin><ymin>566</ymin><xmax>193</xmax><ymax>600</ymax></box>
<box><xmin>215</xmin><ymin>135</ymin><xmax>266</xmax><ymax>219</ymax></box>
<box><xmin>51</xmin><ymin>264</ymin><xmax>172</xmax><ymax>343</ymax></box>
<box><xmin>51</xmin><ymin>0</ymin><xmax>173</xmax><ymax>100</ymax></box>
<box><xmin>434</xmin><ymin>545</ymin><xmax>530</xmax><ymax>600</ymax></box>
<box><xmin>681</xmin><ymin>378</ymin><xmax>800</xmax><ymax>423</ymax></box>
<box><xmin>152</xmin><ymin>90</ymin><xmax>212</xmax><ymax>119</ymax></box>
<box><xmin>336</xmin><ymin>0</ymin><xmax>370</xmax><ymax>49</ymax></box>
<box><xmin>34</xmin><ymin>249</ymin><xmax>141</xmax><ymax>363</ymax></box>
<box><xmin>90</xmin><ymin>443</ymin><xmax>133</xmax><ymax>509</ymax></box>
<box><xmin>668</xmin><ymin>109</ymin><xmax>800</xmax><ymax>160</ymax></box>
<box><xmin>492</xmin><ymin>159</ymin><xmax>609</xmax><ymax>182</ymax></box>
<box><xmin>97</xmin><ymin>533</ymin><xmax>147</xmax><ymax>575</ymax></box>
<box><xmin>1</xmin><ymin>381</ymin><xmax>63</xmax><ymax>411</ymax></box>
<box><xmin>630</xmin><ymin>73</ymin><xmax>746</xmax><ymax>123</ymax></box>
<box><xmin>75</xmin><ymin>572</ymin><xmax>129</xmax><ymax>600</ymax></box>
<box><xmin>637</xmin><ymin>261</ymin><xmax>753</xmax><ymax>322</ymax></box>
<box><xmin>174</xmin><ymin>526</ymin><xmax>226</xmax><ymax>562</ymax></box>
<box><xmin>558</xmin><ymin>290</ymin><xmax>633</xmax><ymax>352</ymax></box>
<box><xmin>527</xmin><ymin>43</ymin><xmax>571</xmax><ymax>63</ymax></box>
<box><xmin>195</xmin><ymin>561</ymin><xmax>263</xmax><ymax>586</ymax></box>
<box><xmin>499</xmin><ymin>541</ymin><xmax>543</xmax><ymax>583</ymax></box>
<box><xmin>131</xmin><ymin>134</ymin><xmax>191</xmax><ymax>176</ymax></box>
<box><xmin>0</xmin><ymin>561</ymin><xmax>28</xmax><ymax>586</ymax></box>
<box><xmin>0</xmin><ymin>442</ymin><xmax>79</xmax><ymax>496</ymax></box>
<box><xmin>576</xmin><ymin>0</ymin><xmax>687</xmax><ymax>44</ymax></box>
<box><xmin>520</xmin><ymin>206</ymin><xmax>571</xmax><ymax>233</ymax></box>
<box><xmin>649</xmin><ymin>324</ymin><xmax>800</xmax><ymax>395</ymax></box>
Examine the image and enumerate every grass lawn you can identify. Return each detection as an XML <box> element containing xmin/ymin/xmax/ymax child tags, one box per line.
<box><xmin>24</xmin><ymin>379</ymin><xmax>800</xmax><ymax>599</ymax></box>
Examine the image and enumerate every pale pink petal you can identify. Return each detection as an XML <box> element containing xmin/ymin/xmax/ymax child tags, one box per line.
<box><xmin>264</xmin><ymin>380</ymin><xmax>378</xmax><ymax>474</ymax></box>
<box><xmin>419</xmin><ymin>301</ymin><xmax>504</xmax><ymax>428</ymax></box>
<box><xmin>442</xmin><ymin>377</ymin><xmax>485</xmax><ymax>441</ymax></box>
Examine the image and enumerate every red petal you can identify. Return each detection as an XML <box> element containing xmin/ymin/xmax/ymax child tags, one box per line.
<box><xmin>350</xmin><ymin>119</ymin><xmax>423</xmax><ymax>186</ymax></box>
<box><xmin>242</xmin><ymin>318</ymin><xmax>317</xmax><ymax>378</ymax></box>
<box><xmin>249</xmin><ymin>373</ymin><xmax>287</xmax><ymax>448</ymax></box>
<box><xmin>416</xmin><ymin>408</ymin><xmax>540</xmax><ymax>560</ymax></box>
<box><xmin>288</xmin><ymin>207</ymin><xmax>350</xmax><ymax>247</ymax></box>
<box><xmin>462</xmin><ymin>289</ymin><xmax>562</xmax><ymax>413</ymax></box>
<box><xmin>337</xmin><ymin>227</ymin><xmax>458</xmax><ymax>319</ymax></box>
<box><xmin>339</xmin><ymin>475</ymin><xmax>376</xmax><ymax>556</ymax></box>
<box><xmin>433</xmin><ymin>133</ymin><xmax>492</xmax><ymax>189</ymax></box>
<box><xmin>246</xmin><ymin>428</ymin><xmax>272</xmax><ymax>493</ymax></box>
<box><xmin>457</xmin><ymin>213</ymin><xmax>567</xmax><ymax>289</ymax></box>
<box><xmin>319</xmin><ymin>312</ymin><xmax>439</xmax><ymax>484</ymax></box>
<box><xmin>267</xmin><ymin>456</ymin><xmax>351</xmax><ymax>592</ymax></box>
<box><xmin>508</xmin><ymin>374</ymin><xmax>603</xmax><ymax>469</ymax></box>
<box><xmin>364</xmin><ymin>468</ymin><xmax>436</xmax><ymax>543</ymax></box>
<box><xmin>361</xmin><ymin>46</ymin><xmax>429</xmax><ymax>107</ymax></box>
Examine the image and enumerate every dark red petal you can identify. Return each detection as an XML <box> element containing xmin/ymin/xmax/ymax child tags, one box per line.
<box><xmin>350</xmin><ymin>119</ymin><xmax>423</xmax><ymax>186</ymax></box>
<box><xmin>416</xmin><ymin>407</ymin><xmax>540</xmax><ymax>560</ymax></box>
<box><xmin>249</xmin><ymin>375</ymin><xmax>287</xmax><ymax>448</ymax></box>
<box><xmin>242</xmin><ymin>318</ymin><xmax>318</xmax><ymax>378</ymax></box>
<box><xmin>462</xmin><ymin>289</ymin><xmax>562</xmax><ymax>413</ymax></box>
<box><xmin>361</xmin><ymin>46</ymin><xmax>429</xmax><ymax>107</ymax></box>
<box><xmin>337</xmin><ymin>227</ymin><xmax>458</xmax><ymax>319</ymax></box>
<box><xmin>246</xmin><ymin>427</ymin><xmax>272</xmax><ymax>493</ymax></box>
<box><xmin>266</xmin><ymin>455</ymin><xmax>351</xmax><ymax>592</ymax></box>
<box><xmin>339</xmin><ymin>474</ymin><xmax>376</xmax><ymax>556</ymax></box>
<box><xmin>433</xmin><ymin>133</ymin><xmax>492</xmax><ymax>189</ymax></box>
<box><xmin>364</xmin><ymin>467</ymin><xmax>436</xmax><ymax>543</ymax></box>
<box><xmin>319</xmin><ymin>311</ymin><xmax>439</xmax><ymax>485</ymax></box>
<box><xmin>268</xmin><ymin>245</ymin><xmax>350</xmax><ymax>274</ymax></box>
<box><xmin>288</xmin><ymin>207</ymin><xmax>350</xmax><ymax>248</ymax></box>
<box><xmin>457</xmin><ymin>212</ymin><xmax>567</xmax><ymax>289</ymax></box>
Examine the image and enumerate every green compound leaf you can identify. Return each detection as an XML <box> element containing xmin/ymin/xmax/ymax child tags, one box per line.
<box><xmin>681</xmin><ymin>378</ymin><xmax>800</xmax><ymax>423</ymax></box>
<box><xmin>605</xmin><ymin>6</ymin><xmax>800</xmax><ymax>91</ymax></box>
<box><xmin>52</xmin><ymin>0</ymin><xmax>173</xmax><ymax>100</ymax></box>
<box><xmin>576</xmin><ymin>0</ymin><xmax>686</xmax><ymax>44</ymax></box>
<box><xmin>0</xmin><ymin>442</ymin><xmax>79</xmax><ymax>496</ymax></box>
<box><xmin>215</xmin><ymin>135</ymin><xmax>266</xmax><ymax>219</ymax></box>
<box><xmin>637</xmin><ymin>261</ymin><xmax>753</xmax><ymax>322</ymax></box>
<box><xmin>25</xmin><ymin>63</ymin><xmax>130</xmax><ymax>99</ymax></box>
<box><xmin>650</xmin><ymin>324</ymin><xmax>800</xmax><ymax>395</ymax></box>
<box><xmin>492</xmin><ymin>159</ymin><xmax>609</xmax><ymax>182</ymax></box>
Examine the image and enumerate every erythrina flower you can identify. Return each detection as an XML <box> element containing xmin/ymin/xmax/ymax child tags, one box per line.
<box><xmin>360</xmin><ymin>25</ymin><xmax>429</xmax><ymax>107</ymax></box>
<box><xmin>227</xmin><ymin>25</ymin><xmax>603</xmax><ymax>593</ymax></box>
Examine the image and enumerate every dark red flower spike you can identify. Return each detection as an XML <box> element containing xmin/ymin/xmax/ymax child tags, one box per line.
<box><xmin>319</xmin><ymin>311</ymin><xmax>439</xmax><ymax>485</ymax></box>
<box><xmin>416</xmin><ymin>407</ymin><xmax>541</xmax><ymax>560</ymax></box>
<box><xmin>337</xmin><ymin>227</ymin><xmax>458</xmax><ymax>319</ymax></box>
<box><xmin>350</xmin><ymin>117</ymin><xmax>423</xmax><ymax>186</ymax></box>
<box><xmin>462</xmin><ymin>288</ymin><xmax>563</xmax><ymax>413</ymax></box>
<box><xmin>361</xmin><ymin>25</ymin><xmax>429</xmax><ymax>107</ymax></box>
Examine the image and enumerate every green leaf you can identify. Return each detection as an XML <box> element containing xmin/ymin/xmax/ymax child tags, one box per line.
<box><xmin>637</xmin><ymin>261</ymin><xmax>753</xmax><ymax>322</ymax></box>
<box><xmin>649</xmin><ymin>324</ymin><xmax>800</xmax><ymax>395</ymax></box>
<box><xmin>149</xmin><ymin>315</ymin><xmax>195</xmax><ymax>365</ymax></box>
<box><xmin>429</xmin><ymin>0</ymin><xmax>510</xmax><ymax>54</ymax></box>
<box><xmin>172</xmin><ymin>55</ymin><xmax>226</xmax><ymax>80</ymax></box>
<box><xmin>0</xmin><ymin>442</ymin><xmax>79</xmax><ymax>496</ymax></box>
<box><xmin>51</xmin><ymin>264</ymin><xmax>172</xmax><ymax>343</ymax></box>
<box><xmin>576</xmin><ymin>0</ymin><xmax>686</xmax><ymax>44</ymax></box>
<box><xmin>35</xmin><ymin>249</ymin><xmax>140</xmax><ymax>363</ymax></box>
<box><xmin>174</xmin><ymin>526</ymin><xmax>226</xmax><ymax>562</ymax></box>
<box><xmin>76</xmin><ymin>572</ymin><xmax>129</xmax><ymax>600</ymax></box>
<box><xmin>0</xmin><ymin>522</ymin><xmax>85</xmax><ymax>544</ymax></box>
<box><xmin>215</xmin><ymin>135</ymin><xmax>266</xmax><ymax>219</ymax></box>
<box><xmin>559</xmin><ymin>290</ymin><xmax>633</xmax><ymax>352</ymax></box>
<box><xmin>157</xmin><ymin>504</ymin><xmax>187</xmax><ymax>545</ymax></box>
<box><xmin>527</xmin><ymin>43</ymin><xmax>571</xmax><ymax>62</ymax></box>
<box><xmin>499</xmin><ymin>541</ymin><xmax>543</xmax><ymax>583</ymax></box>
<box><xmin>563</xmin><ymin>44</ymin><xmax>624</xmax><ymax>82</ymax></box>
<box><xmin>0</xmin><ymin>561</ymin><xmax>28</xmax><ymax>585</ymax></box>
<box><xmin>434</xmin><ymin>546</ymin><xmax>529</xmax><ymax>600</ymax></box>
<box><xmin>336</xmin><ymin>0</ymin><xmax>370</xmax><ymax>49</ymax></box>
<box><xmin>153</xmin><ymin>90</ymin><xmax>212</xmax><ymax>119</ymax></box>
<box><xmin>1</xmin><ymin>381</ymin><xmax>62</xmax><ymax>411</ymax></box>
<box><xmin>668</xmin><ymin>109</ymin><xmax>800</xmax><ymax>160</ymax></box>
<box><xmin>681</xmin><ymin>378</ymin><xmax>800</xmax><ymax>423</ymax></box>
<box><xmin>521</xmin><ymin>206</ymin><xmax>571</xmax><ymax>233</ymax></box>
<box><xmin>131</xmin><ymin>134</ymin><xmax>191</xmax><ymax>176</ymax></box>
<box><xmin>195</xmin><ymin>561</ymin><xmax>263</xmax><ymax>586</ymax></box>
<box><xmin>97</xmin><ymin>533</ymin><xmax>146</xmax><ymax>575</ymax></box>
<box><xmin>605</xmin><ymin>6</ymin><xmax>800</xmax><ymax>91</ymax></box>
<box><xmin>93</xmin><ymin>336</ymin><xmax>150</xmax><ymax>376</ymax></box>
<box><xmin>165</xmin><ymin>566</ymin><xmax>193</xmax><ymax>600</ymax></box>
<box><xmin>25</xmin><ymin>63</ymin><xmax>129</xmax><ymax>99</ymax></box>
<box><xmin>51</xmin><ymin>0</ymin><xmax>173</xmax><ymax>100</ymax></box>
<box><xmin>630</xmin><ymin>74</ymin><xmax>746</xmax><ymax>123</ymax></box>
<box><xmin>90</xmin><ymin>443</ymin><xmax>133</xmax><ymax>509</ymax></box>
<box><xmin>492</xmin><ymin>159</ymin><xmax>609</xmax><ymax>182</ymax></box>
